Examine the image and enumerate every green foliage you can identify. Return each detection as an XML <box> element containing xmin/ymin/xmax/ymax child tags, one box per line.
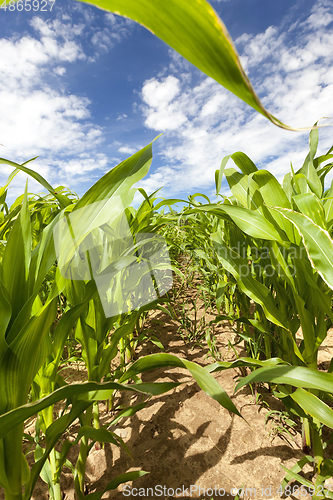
<box><xmin>0</xmin><ymin>144</ymin><xmax>242</xmax><ymax>500</ymax></box>
<box><xmin>76</xmin><ymin>0</ymin><xmax>305</xmax><ymax>130</ymax></box>
<box><xmin>177</xmin><ymin>128</ymin><xmax>333</xmax><ymax>490</ymax></box>
<box><xmin>1</xmin><ymin>0</ymin><xmax>332</xmax><ymax>497</ymax></box>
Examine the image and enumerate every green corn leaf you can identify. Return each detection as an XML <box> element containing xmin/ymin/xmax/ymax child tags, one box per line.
<box><xmin>75</xmin><ymin>426</ymin><xmax>119</xmax><ymax>446</ymax></box>
<box><xmin>207</xmin><ymin>357</ymin><xmax>287</xmax><ymax>373</ymax></box>
<box><xmin>220</xmin><ymin>204</ymin><xmax>287</xmax><ymax>241</ymax></box>
<box><xmin>280</xmin><ymin>455</ymin><xmax>313</xmax><ymax>490</ymax></box>
<box><xmin>0</xmin><ymin>299</ymin><xmax>57</xmax><ymax>413</ymax></box>
<box><xmin>0</xmin><ymin>380</ymin><xmax>180</xmax><ymax>440</ymax></box>
<box><xmin>154</xmin><ymin>198</ymin><xmax>188</xmax><ymax>211</ymax></box>
<box><xmin>323</xmin><ymin>179</ymin><xmax>333</xmax><ymax>224</ymax></box>
<box><xmin>215</xmin><ymin>155</ymin><xmax>231</xmax><ymax>195</ymax></box>
<box><xmin>34</xmin><ymin>444</ymin><xmax>54</xmax><ymax>494</ymax></box>
<box><xmin>211</xmin><ymin>232</ymin><xmax>293</xmax><ymax>332</ymax></box>
<box><xmin>290</xmin><ymin>388</ymin><xmax>333</xmax><ymax>429</ymax></box>
<box><xmin>272</xmin><ymin>208</ymin><xmax>333</xmax><ymax>290</ymax></box>
<box><xmin>74</xmin><ymin>140</ymin><xmax>156</xmax><ymax>211</ymax></box>
<box><xmin>224</xmin><ymin>168</ymin><xmax>249</xmax><ymax>206</ymax></box>
<box><xmin>1</xmin><ymin>184</ymin><xmax>32</xmax><ymax>326</ymax></box>
<box><xmin>97</xmin><ymin>316</ymin><xmax>138</xmax><ymax>379</ymax></box>
<box><xmin>309</xmin><ymin>124</ymin><xmax>319</xmax><ymax>161</ymax></box>
<box><xmin>0</xmin><ymin>281</ymin><xmax>10</xmax><ymax>363</ymax></box>
<box><xmin>296</xmin><ymin>152</ymin><xmax>323</xmax><ymax>198</ymax></box>
<box><xmin>109</xmin><ymin>402</ymin><xmax>147</xmax><ymax>426</ymax></box>
<box><xmin>292</xmin><ymin>193</ymin><xmax>326</xmax><ymax>228</ymax></box>
<box><xmin>53</xmin><ymin>142</ymin><xmax>157</xmax><ymax>278</ymax></box>
<box><xmin>76</xmin><ymin>0</ymin><xmax>302</xmax><ymax>130</ymax></box>
<box><xmin>280</xmin><ymin>465</ymin><xmax>315</xmax><ymax>490</ymax></box>
<box><xmin>235</xmin><ymin>365</ymin><xmax>333</xmax><ymax>394</ymax></box>
<box><xmin>251</xmin><ymin>170</ymin><xmax>297</xmax><ymax>241</ymax></box>
<box><xmin>118</xmin><ymin>352</ymin><xmax>242</xmax><ymax>417</ymax></box>
<box><xmin>314</xmin><ymin>153</ymin><xmax>333</xmax><ymax>169</ymax></box>
<box><xmin>84</xmin><ymin>471</ymin><xmax>149</xmax><ymax>500</ymax></box>
<box><xmin>0</xmin><ymin>157</ymin><xmax>71</xmax><ymax>209</ymax></box>
<box><xmin>231</xmin><ymin>152</ymin><xmax>258</xmax><ymax>175</ymax></box>
<box><xmin>187</xmin><ymin>203</ymin><xmax>286</xmax><ymax>241</ymax></box>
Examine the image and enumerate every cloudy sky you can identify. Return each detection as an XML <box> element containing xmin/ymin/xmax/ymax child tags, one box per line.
<box><xmin>0</xmin><ymin>0</ymin><xmax>332</xmax><ymax>206</ymax></box>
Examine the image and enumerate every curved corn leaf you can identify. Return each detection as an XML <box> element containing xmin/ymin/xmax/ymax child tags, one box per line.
<box><xmin>206</xmin><ymin>357</ymin><xmax>287</xmax><ymax>374</ymax></box>
<box><xmin>77</xmin><ymin>0</ymin><xmax>303</xmax><ymax>130</ymax></box>
<box><xmin>211</xmin><ymin>231</ymin><xmax>293</xmax><ymax>334</ymax></box>
<box><xmin>290</xmin><ymin>388</ymin><xmax>333</xmax><ymax>429</ymax></box>
<box><xmin>272</xmin><ymin>208</ymin><xmax>333</xmax><ymax>290</ymax></box>
<box><xmin>224</xmin><ymin>168</ymin><xmax>249</xmax><ymax>207</ymax></box>
<box><xmin>215</xmin><ymin>155</ymin><xmax>231</xmax><ymax>195</ymax></box>
<box><xmin>118</xmin><ymin>352</ymin><xmax>242</xmax><ymax>417</ymax></box>
<box><xmin>280</xmin><ymin>455</ymin><xmax>313</xmax><ymax>490</ymax></box>
<box><xmin>0</xmin><ymin>157</ymin><xmax>71</xmax><ymax>209</ymax></box>
<box><xmin>74</xmin><ymin>139</ymin><xmax>157</xmax><ymax>211</ymax></box>
<box><xmin>253</xmin><ymin>170</ymin><xmax>290</xmax><ymax>209</ymax></box>
<box><xmin>220</xmin><ymin>204</ymin><xmax>287</xmax><ymax>241</ymax></box>
<box><xmin>235</xmin><ymin>365</ymin><xmax>333</xmax><ymax>394</ymax></box>
<box><xmin>292</xmin><ymin>193</ymin><xmax>326</xmax><ymax>229</ymax></box>
<box><xmin>231</xmin><ymin>152</ymin><xmax>258</xmax><ymax>175</ymax></box>
<box><xmin>84</xmin><ymin>471</ymin><xmax>149</xmax><ymax>500</ymax></box>
<box><xmin>186</xmin><ymin>203</ymin><xmax>286</xmax><ymax>241</ymax></box>
<box><xmin>0</xmin><ymin>380</ymin><xmax>178</xmax><ymax>440</ymax></box>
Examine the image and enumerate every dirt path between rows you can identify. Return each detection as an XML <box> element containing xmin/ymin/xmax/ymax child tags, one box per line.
<box><xmin>3</xmin><ymin>279</ymin><xmax>333</xmax><ymax>500</ymax></box>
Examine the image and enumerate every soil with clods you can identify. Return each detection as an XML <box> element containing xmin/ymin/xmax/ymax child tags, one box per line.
<box><xmin>2</xmin><ymin>284</ymin><xmax>333</xmax><ymax>500</ymax></box>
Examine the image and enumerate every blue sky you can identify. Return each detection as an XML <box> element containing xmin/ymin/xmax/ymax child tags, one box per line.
<box><xmin>0</xmin><ymin>0</ymin><xmax>332</xmax><ymax>207</ymax></box>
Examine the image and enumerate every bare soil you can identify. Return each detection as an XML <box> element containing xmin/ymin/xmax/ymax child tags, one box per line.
<box><xmin>2</xmin><ymin>277</ymin><xmax>333</xmax><ymax>500</ymax></box>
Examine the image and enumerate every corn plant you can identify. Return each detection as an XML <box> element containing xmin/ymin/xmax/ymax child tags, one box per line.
<box><xmin>0</xmin><ymin>139</ymin><xmax>247</xmax><ymax>500</ymax></box>
<box><xmin>176</xmin><ymin>129</ymin><xmax>333</xmax><ymax>496</ymax></box>
<box><xmin>2</xmin><ymin>0</ymin><xmax>331</xmax><ymax>496</ymax></box>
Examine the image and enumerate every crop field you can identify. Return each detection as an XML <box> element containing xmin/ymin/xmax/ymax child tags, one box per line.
<box><xmin>1</xmin><ymin>0</ymin><xmax>333</xmax><ymax>499</ymax></box>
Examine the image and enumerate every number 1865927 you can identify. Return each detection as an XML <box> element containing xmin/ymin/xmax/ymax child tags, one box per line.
<box><xmin>1</xmin><ymin>0</ymin><xmax>55</xmax><ymax>11</ymax></box>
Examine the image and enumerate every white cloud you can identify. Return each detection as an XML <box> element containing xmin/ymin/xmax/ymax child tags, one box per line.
<box><xmin>91</xmin><ymin>29</ymin><xmax>113</xmax><ymax>51</ymax></box>
<box><xmin>306</xmin><ymin>5</ymin><xmax>333</xmax><ymax>28</ymax></box>
<box><xmin>118</xmin><ymin>146</ymin><xmax>137</xmax><ymax>155</ymax></box>
<box><xmin>142</xmin><ymin>76</ymin><xmax>181</xmax><ymax>108</ymax></box>
<box><xmin>137</xmin><ymin>1</ymin><xmax>333</xmax><ymax>199</ymax></box>
<box><xmin>141</xmin><ymin>76</ymin><xmax>188</xmax><ymax>130</ymax></box>
<box><xmin>56</xmin><ymin>153</ymin><xmax>108</xmax><ymax>178</ymax></box>
<box><xmin>0</xmin><ymin>15</ymin><xmax>112</xmax><ymax>202</ymax></box>
<box><xmin>54</xmin><ymin>66</ymin><xmax>66</xmax><ymax>76</ymax></box>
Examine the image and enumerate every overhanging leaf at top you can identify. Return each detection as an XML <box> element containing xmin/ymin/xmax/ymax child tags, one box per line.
<box><xmin>77</xmin><ymin>0</ymin><xmax>305</xmax><ymax>130</ymax></box>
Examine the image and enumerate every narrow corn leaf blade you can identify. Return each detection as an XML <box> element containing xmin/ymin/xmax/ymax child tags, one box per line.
<box><xmin>1</xmin><ymin>184</ymin><xmax>31</xmax><ymax>323</ymax></box>
<box><xmin>84</xmin><ymin>471</ymin><xmax>149</xmax><ymax>500</ymax></box>
<box><xmin>77</xmin><ymin>0</ymin><xmax>300</xmax><ymax>130</ymax></box>
<box><xmin>207</xmin><ymin>357</ymin><xmax>286</xmax><ymax>373</ymax></box>
<box><xmin>291</xmin><ymin>388</ymin><xmax>333</xmax><ymax>429</ymax></box>
<box><xmin>231</xmin><ymin>152</ymin><xmax>258</xmax><ymax>175</ymax></box>
<box><xmin>74</xmin><ymin>141</ymin><xmax>155</xmax><ymax>210</ymax></box>
<box><xmin>211</xmin><ymin>231</ymin><xmax>294</xmax><ymax>333</ymax></box>
<box><xmin>224</xmin><ymin>168</ymin><xmax>249</xmax><ymax>207</ymax></box>
<box><xmin>235</xmin><ymin>365</ymin><xmax>333</xmax><ymax>394</ymax></box>
<box><xmin>0</xmin><ymin>157</ymin><xmax>70</xmax><ymax>209</ymax></box>
<box><xmin>0</xmin><ymin>380</ymin><xmax>179</xmax><ymax>439</ymax></box>
<box><xmin>186</xmin><ymin>204</ymin><xmax>286</xmax><ymax>241</ymax></box>
<box><xmin>118</xmin><ymin>353</ymin><xmax>242</xmax><ymax>417</ymax></box>
<box><xmin>215</xmin><ymin>155</ymin><xmax>231</xmax><ymax>195</ymax></box>
<box><xmin>292</xmin><ymin>193</ymin><xmax>326</xmax><ymax>228</ymax></box>
<box><xmin>252</xmin><ymin>170</ymin><xmax>290</xmax><ymax>208</ymax></box>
